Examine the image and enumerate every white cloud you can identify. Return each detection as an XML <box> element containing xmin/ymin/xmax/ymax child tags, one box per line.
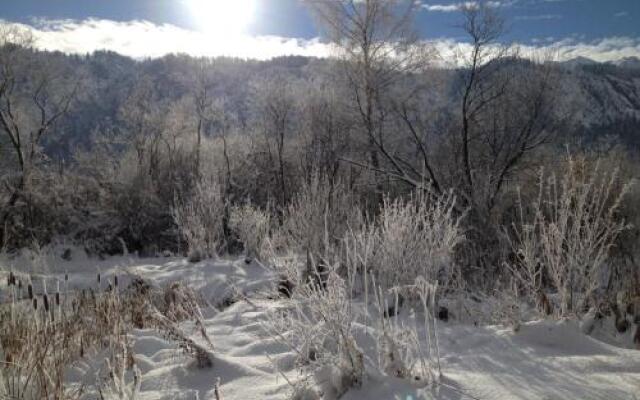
<box><xmin>550</xmin><ymin>36</ymin><xmax>640</xmax><ymax>62</ymax></box>
<box><xmin>422</xmin><ymin>1</ymin><xmax>508</xmax><ymax>12</ymax></box>
<box><xmin>1</xmin><ymin>18</ymin><xmax>638</xmax><ymax>65</ymax></box>
<box><xmin>1</xmin><ymin>18</ymin><xmax>333</xmax><ymax>60</ymax></box>
<box><xmin>423</xmin><ymin>3</ymin><xmax>464</xmax><ymax>12</ymax></box>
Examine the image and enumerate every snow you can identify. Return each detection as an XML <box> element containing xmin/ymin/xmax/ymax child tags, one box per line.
<box><xmin>439</xmin><ymin>321</ymin><xmax>640</xmax><ymax>399</ymax></box>
<box><xmin>2</xmin><ymin>253</ymin><xmax>639</xmax><ymax>399</ymax></box>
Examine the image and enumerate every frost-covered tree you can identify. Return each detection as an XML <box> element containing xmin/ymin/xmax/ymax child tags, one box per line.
<box><xmin>0</xmin><ymin>26</ymin><xmax>79</xmax><ymax>237</ymax></box>
<box><xmin>307</xmin><ymin>0</ymin><xmax>431</xmax><ymax>196</ymax></box>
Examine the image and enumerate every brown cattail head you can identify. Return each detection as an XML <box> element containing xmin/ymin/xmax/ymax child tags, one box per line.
<box><xmin>8</xmin><ymin>271</ymin><xmax>15</xmax><ymax>286</ymax></box>
<box><xmin>43</xmin><ymin>294</ymin><xmax>50</xmax><ymax>312</ymax></box>
<box><xmin>55</xmin><ymin>292</ymin><xmax>60</xmax><ymax>306</ymax></box>
<box><xmin>18</xmin><ymin>280</ymin><xmax>22</xmax><ymax>289</ymax></box>
<box><xmin>28</xmin><ymin>284</ymin><xmax>33</xmax><ymax>300</ymax></box>
<box><xmin>97</xmin><ymin>273</ymin><xmax>101</xmax><ymax>285</ymax></box>
<box><xmin>33</xmin><ymin>298</ymin><xmax>38</xmax><ymax>310</ymax></box>
<box><xmin>114</xmin><ymin>275</ymin><xmax>118</xmax><ymax>287</ymax></box>
<box><xmin>65</xmin><ymin>273</ymin><xmax>69</xmax><ymax>282</ymax></box>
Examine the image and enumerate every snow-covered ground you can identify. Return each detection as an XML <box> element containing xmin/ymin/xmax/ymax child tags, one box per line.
<box><xmin>2</xmin><ymin>252</ymin><xmax>639</xmax><ymax>399</ymax></box>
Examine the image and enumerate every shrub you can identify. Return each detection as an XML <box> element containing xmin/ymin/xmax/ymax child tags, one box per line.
<box><xmin>509</xmin><ymin>155</ymin><xmax>630</xmax><ymax>317</ymax></box>
<box><xmin>265</xmin><ymin>190</ymin><xmax>461</xmax><ymax>398</ymax></box>
<box><xmin>373</xmin><ymin>191</ymin><xmax>463</xmax><ymax>290</ymax></box>
<box><xmin>370</xmin><ymin>277</ymin><xmax>443</xmax><ymax>385</ymax></box>
<box><xmin>265</xmin><ymin>259</ymin><xmax>364</xmax><ymax>400</ymax></box>
<box><xmin>229</xmin><ymin>202</ymin><xmax>272</xmax><ymax>260</ymax></box>
<box><xmin>172</xmin><ymin>178</ymin><xmax>226</xmax><ymax>261</ymax></box>
<box><xmin>280</xmin><ymin>173</ymin><xmax>362</xmax><ymax>264</ymax></box>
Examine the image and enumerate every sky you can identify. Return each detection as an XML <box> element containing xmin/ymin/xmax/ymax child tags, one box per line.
<box><xmin>0</xmin><ymin>0</ymin><xmax>639</xmax><ymax>62</ymax></box>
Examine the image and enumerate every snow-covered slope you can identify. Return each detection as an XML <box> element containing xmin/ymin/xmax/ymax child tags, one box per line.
<box><xmin>610</xmin><ymin>57</ymin><xmax>640</xmax><ymax>70</ymax></box>
<box><xmin>2</xmin><ymin>255</ymin><xmax>639</xmax><ymax>399</ymax></box>
<box><xmin>570</xmin><ymin>66</ymin><xmax>640</xmax><ymax>125</ymax></box>
<box><xmin>75</xmin><ymin>302</ymin><xmax>640</xmax><ymax>400</ymax></box>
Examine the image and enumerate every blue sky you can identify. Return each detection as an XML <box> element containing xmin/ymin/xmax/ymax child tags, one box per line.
<box><xmin>424</xmin><ymin>0</ymin><xmax>639</xmax><ymax>43</ymax></box>
<box><xmin>1</xmin><ymin>0</ymin><xmax>639</xmax><ymax>61</ymax></box>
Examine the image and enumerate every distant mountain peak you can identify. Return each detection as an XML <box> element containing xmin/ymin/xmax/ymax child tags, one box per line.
<box><xmin>610</xmin><ymin>56</ymin><xmax>640</xmax><ymax>69</ymax></box>
<box><xmin>559</xmin><ymin>56</ymin><xmax>640</xmax><ymax>70</ymax></box>
<box><xmin>562</xmin><ymin>56</ymin><xmax>599</xmax><ymax>68</ymax></box>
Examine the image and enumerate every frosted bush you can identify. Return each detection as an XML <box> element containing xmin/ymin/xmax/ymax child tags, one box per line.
<box><xmin>264</xmin><ymin>188</ymin><xmax>462</xmax><ymax>397</ymax></box>
<box><xmin>373</xmin><ymin>191</ymin><xmax>463</xmax><ymax>290</ymax></box>
<box><xmin>172</xmin><ymin>178</ymin><xmax>225</xmax><ymax>261</ymax></box>
<box><xmin>368</xmin><ymin>276</ymin><xmax>443</xmax><ymax>387</ymax></box>
<box><xmin>510</xmin><ymin>156</ymin><xmax>629</xmax><ymax>317</ymax></box>
<box><xmin>282</xmin><ymin>174</ymin><xmax>362</xmax><ymax>264</ymax></box>
<box><xmin>229</xmin><ymin>202</ymin><xmax>271</xmax><ymax>260</ymax></box>
<box><xmin>265</xmin><ymin>260</ymin><xmax>364</xmax><ymax>399</ymax></box>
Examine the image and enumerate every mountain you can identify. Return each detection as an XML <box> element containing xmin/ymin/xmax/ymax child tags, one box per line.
<box><xmin>561</xmin><ymin>56</ymin><xmax>599</xmax><ymax>69</ymax></box>
<box><xmin>610</xmin><ymin>56</ymin><xmax>640</xmax><ymax>69</ymax></box>
<box><xmin>566</xmin><ymin>60</ymin><xmax>640</xmax><ymax>125</ymax></box>
<box><xmin>561</xmin><ymin>56</ymin><xmax>640</xmax><ymax>70</ymax></box>
<box><xmin>3</xmin><ymin>47</ymin><xmax>637</xmax><ymax>157</ymax></box>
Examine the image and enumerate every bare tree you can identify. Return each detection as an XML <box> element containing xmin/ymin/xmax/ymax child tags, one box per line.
<box><xmin>457</xmin><ymin>2</ymin><xmax>509</xmax><ymax>206</ymax></box>
<box><xmin>307</xmin><ymin>0</ymin><xmax>429</xmax><ymax>197</ymax></box>
<box><xmin>0</xmin><ymin>26</ymin><xmax>79</xmax><ymax>227</ymax></box>
<box><xmin>388</xmin><ymin>3</ymin><xmax>562</xmax><ymax>214</ymax></box>
<box><xmin>299</xmin><ymin>77</ymin><xmax>354</xmax><ymax>182</ymax></box>
<box><xmin>253</xmin><ymin>73</ymin><xmax>296</xmax><ymax>215</ymax></box>
<box><xmin>192</xmin><ymin>59</ymin><xmax>215</xmax><ymax>175</ymax></box>
<box><xmin>119</xmin><ymin>76</ymin><xmax>167</xmax><ymax>180</ymax></box>
<box><xmin>190</xmin><ymin>61</ymin><xmax>236</xmax><ymax>195</ymax></box>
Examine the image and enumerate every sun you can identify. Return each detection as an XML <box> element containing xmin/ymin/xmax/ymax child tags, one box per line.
<box><xmin>186</xmin><ymin>0</ymin><xmax>256</xmax><ymax>37</ymax></box>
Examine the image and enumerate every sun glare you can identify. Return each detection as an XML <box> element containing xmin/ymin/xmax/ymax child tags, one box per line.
<box><xmin>186</xmin><ymin>0</ymin><xmax>256</xmax><ymax>37</ymax></box>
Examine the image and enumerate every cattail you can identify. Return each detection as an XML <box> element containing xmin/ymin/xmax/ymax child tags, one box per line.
<box><xmin>18</xmin><ymin>279</ymin><xmax>22</xmax><ymax>289</ymax></box>
<box><xmin>114</xmin><ymin>275</ymin><xmax>118</xmax><ymax>287</ymax></box>
<box><xmin>97</xmin><ymin>273</ymin><xmax>101</xmax><ymax>285</ymax></box>
<box><xmin>65</xmin><ymin>273</ymin><xmax>69</xmax><ymax>282</ymax></box>
<box><xmin>55</xmin><ymin>292</ymin><xmax>60</xmax><ymax>306</ymax></box>
<box><xmin>33</xmin><ymin>298</ymin><xmax>38</xmax><ymax>310</ymax></box>
<box><xmin>8</xmin><ymin>271</ymin><xmax>15</xmax><ymax>286</ymax></box>
<box><xmin>28</xmin><ymin>284</ymin><xmax>34</xmax><ymax>300</ymax></box>
<box><xmin>43</xmin><ymin>294</ymin><xmax>50</xmax><ymax>312</ymax></box>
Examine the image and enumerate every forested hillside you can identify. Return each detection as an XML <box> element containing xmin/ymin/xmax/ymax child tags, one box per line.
<box><xmin>23</xmin><ymin>51</ymin><xmax>640</xmax><ymax>157</ymax></box>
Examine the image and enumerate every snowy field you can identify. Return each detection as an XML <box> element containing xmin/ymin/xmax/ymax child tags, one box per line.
<box><xmin>2</xmin><ymin>253</ymin><xmax>639</xmax><ymax>400</ymax></box>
